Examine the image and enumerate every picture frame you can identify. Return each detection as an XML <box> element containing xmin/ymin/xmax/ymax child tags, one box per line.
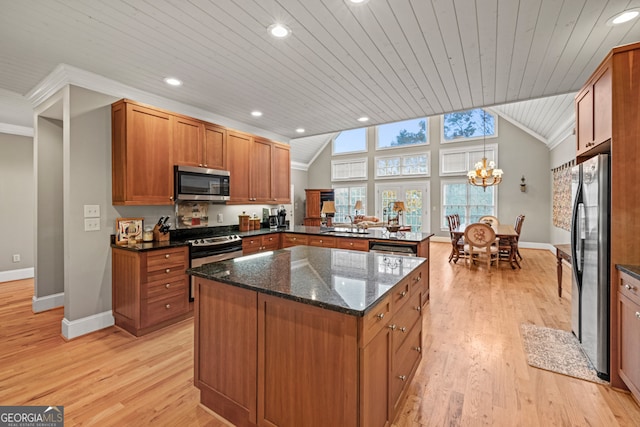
<box><xmin>115</xmin><ymin>217</ymin><xmax>143</xmax><ymax>245</ymax></box>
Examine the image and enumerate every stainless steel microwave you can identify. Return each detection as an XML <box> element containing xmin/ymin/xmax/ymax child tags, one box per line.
<box><xmin>174</xmin><ymin>165</ymin><xmax>230</xmax><ymax>202</ymax></box>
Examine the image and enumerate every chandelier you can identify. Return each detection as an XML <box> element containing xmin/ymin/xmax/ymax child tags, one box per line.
<box><xmin>468</xmin><ymin>110</ymin><xmax>503</xmax><ymax>190</ymax></box>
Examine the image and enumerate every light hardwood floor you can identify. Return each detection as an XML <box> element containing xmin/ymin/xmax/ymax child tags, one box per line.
<box><xmin>1</xmin><ymin>243</ymin><xmax>639</xmax><ymax>426</ymax></box>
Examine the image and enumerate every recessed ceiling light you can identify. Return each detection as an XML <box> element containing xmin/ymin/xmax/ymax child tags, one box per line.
<box><xmin>607</xmin><ymin>9</ymin><xmax>640</xmax><ymax>26</ymax></box>
<box><xmin>251</xmin><ymin>111</ymin><xmax>263</xmax><ymax>117</ymax></box>
<box><xmin>357</xmin><ymin>116</ymin><xmax>369</xmax><ymax>122</ymax></box>
<box><xmin>164</xmin><ymin>77</ymin><xmax>182</xmax><ymax>86</ymax></box>
<box><xmin>347</xmin><ymin>0</ymin><xmax>370</xmax><ymax>4</ymax></box>
<box><xmin>268</xmin><ymin>23</ymin><xmax>291</xmax><ymax>38</ymax></box>
<box><xmin>296</xmin><ymin>128</ymin><xmax>305</xmax><ymax>133</ymax></box>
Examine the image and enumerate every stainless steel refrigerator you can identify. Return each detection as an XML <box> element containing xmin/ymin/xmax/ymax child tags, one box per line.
<box><xmin>570</xmin><ymin>153</ymin><xmax>610</xmax><ymax>380</ymax></box>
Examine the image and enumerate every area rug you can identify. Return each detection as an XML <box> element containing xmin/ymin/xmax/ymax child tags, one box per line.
<box><xmin>520</xmin><ymin>323</ymin><xmax>608</xmax><ymax>384</ymax></box>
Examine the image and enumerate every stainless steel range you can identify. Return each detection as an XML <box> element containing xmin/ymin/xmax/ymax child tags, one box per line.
<box><xmin>173</xmin><ymin>230</ymin><xmax>243</xmax><ymax>301</ymax></box>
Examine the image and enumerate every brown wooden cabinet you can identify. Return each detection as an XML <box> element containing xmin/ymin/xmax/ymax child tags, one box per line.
<box><xmin>173</xmin><ymin>118</ymin><xmax>227</xmax><ymax>170</ymax></box>
<box><xmin>304</xmin><ymin>189</ymin><xmax>335</xmax><ymax>226</ymax></box>
<box><xmin>112</xmin><ymin>245</ymin><xmax>191</xmax><ymax>336</ymax></box>
<box><xmin>576</xmin><ymin>63</ymin><xmax>612</xmax><ymax>158</ymax></box>
<box><xmin>251</xmin><ymin>137</ymin><xmax>273</xmax><ymax>203</ymax></box>
<box><xmin>272</xmin><ymin>142</ymin><xmax>291</xmax><ymax>203</ymax></box>
<box><xmin>242</xmin><ymin>233</ymin><xmax>280</xmax><ymax>255</ymax></box>
<box><xmin>618</xmin><ymin>271</ymin><xmax>640</xmax><ymax>401</ymax></box>
<box><xmin>308</xmin><ymin>235</ymin><xmax>337</xmax><ymax>248</ymax></box>
<box><xmin>227</xmin><ymin>130</ymin><xmax>252</xmax><ymax>203</ymax></box>
<box><xmin>203</xmin><ymin>123</ymin><xmax>227</xmax><ymax>170</ymax></box>
<box><xmin>112</xmin><ymin>100</ymin><xmax>174</xmax><ymax>205</ymax></box>
<box><xmin>281</xmin><ymin>233</ymin><xmax>309</xmax><ymax>248</ymax></box>
<box><xmin>337</xmin><ymin>237</ymin><xmax>369</xmax><ymax>252</ymax></box>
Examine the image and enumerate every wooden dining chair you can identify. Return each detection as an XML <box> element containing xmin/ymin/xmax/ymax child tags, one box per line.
<box><xmin>464</xmin><ymin>223</ymin><xmax>499</xmax><ymax>270</ymax></box>
<box><xmin>479</xmin><ymin>215</ymin><xmax>499</xmax><ymax>226</ymax></box>
<box><xmin>514</xmin><ymin>214</ymin><xmax>525</xmax><ymax>260</ymax></box>
<box><xmin>446</xmin><ymin>215</ymin><xmax>464</xmax><ymax>263</ymax></box>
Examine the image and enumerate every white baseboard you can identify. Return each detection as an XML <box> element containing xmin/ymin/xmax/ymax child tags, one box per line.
<box><xmin>61</xmin><ymin>311</ymin><xmax>114</xmax><ymax>340</ymax></box>
<box><xmin>32</xmin><ymin>292</ymin><xmax>64</xmax><ymax>313</ymax></box>
<box><xmin>0</xmin><ymin>267</ymin><xmax>34</xmax><ymax>283</ymax></box>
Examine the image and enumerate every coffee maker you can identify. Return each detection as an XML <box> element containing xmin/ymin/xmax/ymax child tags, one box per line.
<box><xmin>269</xmin><ymin>208</ymin><xmax>278</xmax><ymax>230</ymax></box>
<box><xmin>277</xmin><ymin>205</ymin><xmax>287</xmax><ymax>228</ymax></box>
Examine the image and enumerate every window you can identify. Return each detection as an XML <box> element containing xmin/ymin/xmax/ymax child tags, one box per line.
<box><xmin>376</xmin><ymin>118</ymin><xmax>427</xmax><ymax>149</ymax></box>
<box><xmin>441</xmin><ymin>180</ymin><xmax>496</xmax><ymax>228</ymax></box>
<box><xmin>442</xmin><ymin>109</ymin><xmax>497</xmax><ymax>143</ymax></box>
<box><xmin>332</xmin><ymin>128</ymin><xmax>367</xmax><ymax>155</ymax></box>
<box><xmin>440</xmin><ymin>145</ymin><xmax>497</xmax><ymax>176</ymax></box>
<box><xmin>333</xmin><ymin>185</ymin><xmax>367</xmax><ymax>224</ymax></box>
<box><xmin>332</xmin><ymin>158</ymin><xmax>367</xmax><ymax>181</ymax></box>
<box><xmin>375</xmin><ymin>153</ymin><xmax>430</xmax><ymax>178</ymax></box>
<box><xmin>375</xmin><ymin>181</ymin><xmax>430</xmax><ymax>232</ymax></box>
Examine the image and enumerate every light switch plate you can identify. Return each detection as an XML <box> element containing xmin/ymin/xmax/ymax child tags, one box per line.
<box><xmin>85</xmin><ymin>218</ymin><xmax>100</xmax><ymax>231</ymax></box>
<box><xmin>84</xmin><ymin>204</ymin><xmax>100</xmax><ymax>218</ymax></box>
<box><xmin>217</xmin><ymin>213</ymin><xmax>223</xmax><ymax>223</ymax></box>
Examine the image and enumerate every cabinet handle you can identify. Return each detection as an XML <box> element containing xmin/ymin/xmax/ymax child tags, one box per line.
<box><xmin>349</xmin><ymin>242</ymin><xmax>353</xmax><ymax>246</ymax></box>
<box><xmin>203</xmin><ymin>164</ymin><xmax>208</xmax><ymax>167</ymax></box>
<box><xmin>165</xmin><ymin>268</ymin><xmax>171</xmax><ymax>273</ymax></box>
<box><xmin>376</xmin><ymin>313</ymin><xmax>385</xmax><ymax>320</ymax></box>
<box><xmin>388</xmin><ymin>324</ymin><xmax>397</xmax><ymax>330</ymax></box>
<box><xmin>165</xmin><ymin>254</ymin><xmax>170</xmax><ymax>259</ymax></box>
<box><xmin>625</xmin><ymin>284</ymin><xmax>637</xmax><ymax>291</ymax></box>
<box><xmin>398</xmin><ymin>375</ymin><xmax>406</xmax><ymax>381</ymax></box>
<box><xmin>399</xmin><ymin>290</ymin><xmax>407</xmax><ymax>298</ymax></box>
<box><xmin>416</xmin><ymin>274</ymin><xmax>421</xmax><ymax>282</ymax></box>
<box><xmin>169</xmin><ymin>196</ymin><xmax>173</xmax><ymax>201</ymax></box>
<box><xmin>165</xmin><ymin>283</ymin><xmax>170</xmax><ymax>289</ymax></box>
<box><xmin>293</xmin><ymin>237</ymin><xmax>297</xmax><ymax>241</ymax></box>
<box><xmin>413</xmin><ymin>346</ymin><xmax>422</xmax><ymax>353</ymax></box>
<box><xmin>636</xmin><ymin>312</ymin><xmax>640</xmax><ymax>319</ymax></box>
<box><xmin>198</xmin><ymin>163</ymin><xmax>203</xmax><ymax>167</ymax></box>
<box><xmin>165</xmin><ymin>304</ymin><xmax>171</xmax><ymax>309</ymax></box>
<box><xmin>319</xmin><ymin>239</ymin><xmax>323</xmax><ymax>243</ymax></box>
<box><xmin>415</xmin><ymin>305</ymin><xmax>421</xmax><ymax>312</ymax></box>
<box><xmin>399</xmin><ymin>327</ymin><xmax>406</xmax><ymax>333</ymax></box>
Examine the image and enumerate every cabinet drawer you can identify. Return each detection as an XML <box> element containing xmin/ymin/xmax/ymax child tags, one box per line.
<box><xmin>146</xmin><ymin>264</ymin><xmax>186</xmax><ymax>283</ymax></box>
<box><xmin>620</xmin><ymin>272</ymin><xmax>640</xmax><ymax>305</ymax></box>
<box><xmin>391</xmin><ymin>280</ymin><xmax>412</xmax><ymax>314</ymax></box>
<box><xmin>308</xmin><ymin>236</ymin><xmax>336</xmax><ymax>248</ymax></box>
<box><xmin>146</xmin><ymin>248</ymin><xmax>187</xmax><ymax>272</ymax></box>
<box><xmin>361</xmin><ymin>295</ymin><xmax>392</xmax><ymax>347</ymax></box>
<box><xmin>391</xmin><ymin>324</ymin><xmax>422</xmax><ymax>411</ymax></box>
<box><xmin>144</xmin><ymin>277</ymin><xmax>187</xmax><ymax>300</ymax></box>
<box><xmin>391</xmin><ymin>291</ymin><xmax>421</xmax><ymax>353</ymax></box>
<box><xmin>337</xmin><ymin>238</ymin><xmax>369</xmax><ymax>252</ymax></box>
<box><xmin>261</xmin><ymin>234</ymin><xmax>280</xmax><ymax>250</ymax></box>
<box><xmin>142</xmin><ymin>290</ymin><xmax>188</xmax><ymax>327</ymax></box>
<box><xmin>282</xmin><ymin>233</ymin><xmax>308</xmax><ymax>248</ymax></box>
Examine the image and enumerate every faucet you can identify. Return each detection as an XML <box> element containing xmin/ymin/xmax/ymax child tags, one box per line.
<box><xmin>345</xmin><ymin>215</ymin><xmax>354</xmax><ymax>230</ymax></box>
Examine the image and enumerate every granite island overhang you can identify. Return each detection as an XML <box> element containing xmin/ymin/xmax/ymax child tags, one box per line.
<box><xmin>187</xmin><ymin>245</ymin><xmax>430</xmax><ymax>427</ymax></box>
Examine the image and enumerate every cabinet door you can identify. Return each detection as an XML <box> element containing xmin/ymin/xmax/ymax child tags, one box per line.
<box><xmin>360</xmin><ymin>326</ymin><xmax>392</xmax><ymax>427</ymax></box>
<box><xmin>593</xmin><ymin>65</ymin><xmax>612</xmax><ymax>146</ymax></box>
<box><xmin>228</xmin><ymin>131</ymin><xmax>252</xmax><ymax>202</ymax></box>
<box><xmin>203</xmin><ymin>124</ymin><xmax>226</xmax><ymax>170</ymax></box>
<box><xmin>261</xmin><ymin>234</ymin><xmax>280</xmax><ymax>251</ymax></box>
<box><xmin>619</xmin><ymin>291</ymin><xmax>640</xmax><ymax>398</ymax></box>
<box><xmin>125</xmin><ymin>103</ymin><xmax>174</xmax><ymax>204</ymax></box>
<box><xmin>252</xmin><ymin>137</ymin><xmax>273</xmax><ymax>203</ymax></box>
<box><xmin>173</xmin><ymin>116</ymin><xmax>203</xmax><ymax>167</ymax></box>
<box><xmin>575</xmin><ymin>87</ymin><xmax>593</xmax><ymax>156</ymax></box>
<box><xmin>272</xmin><ymin>143</ymin><xmax>291</xmax><ymax>203</ymax></box>
<box><xmin>242</xmin><ymin>237</ymin><xmax>262</xmax><ymax>255</ymax></box>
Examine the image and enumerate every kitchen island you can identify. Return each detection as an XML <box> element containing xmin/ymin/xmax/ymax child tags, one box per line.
<box><xmin>188</xmin><ymin>245</ymin><xmax>429</xmax><ymax>427</ymax></box>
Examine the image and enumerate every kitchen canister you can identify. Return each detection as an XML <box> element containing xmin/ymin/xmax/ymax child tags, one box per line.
<box><xmin>239</xmin><ymin>213</ymin><xmax>250</xmax><ymax>232</ymax></box>
<box><xmin>251</xmin><ymin>217</ymin><xmax>261</xmax><ymax>230</ymax></box>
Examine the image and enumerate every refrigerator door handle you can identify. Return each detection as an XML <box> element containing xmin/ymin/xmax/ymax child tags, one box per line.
<box><xmin>576</xmin><ymin>203</ymin><xmax>585</xmax><ymax>272</ymax></box>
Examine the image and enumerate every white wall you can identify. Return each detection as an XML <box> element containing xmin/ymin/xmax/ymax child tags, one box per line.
<box><xmin>0</xmin><ymin>133</ymin><xmax>34</xmax><ymax>280</ymax></box>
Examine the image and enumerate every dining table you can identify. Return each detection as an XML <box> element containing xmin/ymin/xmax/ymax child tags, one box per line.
<box><xmin>452</xmin><ymin>223</ymin><xmax>521</xmax><ymax>269</ymax></box>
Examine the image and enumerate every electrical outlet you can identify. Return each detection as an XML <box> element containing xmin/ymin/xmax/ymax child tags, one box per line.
<box><xmin>84</xmin><ymin>204</ymin><xmax>100</xmax><ymax>218</ymax></box>
<box><xmin>217</xmin><ymin>213</ymin><xmax>223</xmax><ymax>223</ymax></box>
<box><xmin>12</xmin><ymin>254</ymin><xmax>20</xmax><ymax>263</ymax></box>
<box><xmin>84</xmin><ymin>218</ymin><xmax>101</xmax><ymax>231</ymax></box>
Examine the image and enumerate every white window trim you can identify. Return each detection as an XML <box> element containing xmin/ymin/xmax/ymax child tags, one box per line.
<box><xmin>375</xmin><ymin>152</ymin><xmax>430</xmax><ymax>179</ymax></box>
<box><xmin>440</xmin><ymin>178</ymin><xmax>498</xmax><ymax>231</ymax></box>
<box><xmin>332</xmin><ymin>184</ymin><xmax>368</xmax><ymax>221</ymax></box>
<box><xmin>331</xmin><ymin>157</ymin><xmax>368</xmax><ymax>181</ymax></box>
<box><xmin>374</xmin><ymin>120</ymin><xmax>429</xmax><ymax>151</ymax></box>
<box><xmin>439</xmin><ymin>144</ymin><xmax>498</xmax><ymax>176</ymax></box>
<box><xmin>440</xmin><ymin>110</ymin><xmax>498</xmax><ymax>144</ymax></box>
<box><xmin>375</xmin><ymin>180</ymin><xmax>431</xmax><ymax>233</ymax></box>
<box><xmin>332</xmin><ymin>129</ymin><xmax>368</xmax><ymax>156</ymax></box>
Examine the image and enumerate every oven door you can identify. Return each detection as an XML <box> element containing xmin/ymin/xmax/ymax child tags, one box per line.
<box><xmin>190</xmin><ymin>249</ymin><xmax>243</xmax><ymax>301</ymax></box>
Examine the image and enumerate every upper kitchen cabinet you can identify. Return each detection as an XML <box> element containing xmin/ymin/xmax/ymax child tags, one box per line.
<box><xmin>272</xmin><ymin>142</ymin><xmax>291</xmax><ymax>203</ymax></box>
<box><xmin>252</xmin><ymin>136</ymin><xmax>273</xmax><ymax>203</ymax></box>
<box><xmin>227</xmin><ymin>130</ymin><xmax>252</xmax><ymax>203</ymax></box>
<box><xmin>112</xmin><ymin>100</ymin><xmax>174</xmax><ymax>205</ymax></box>
<box><xmin>173</xmin><ymin>118</ymin><xmax>227</xmax><ymax>170</ymax></box>
<box><xmin>575</xmin><ymin>61</ymin><xmax>612</xmax><ymax>159</ymax></box>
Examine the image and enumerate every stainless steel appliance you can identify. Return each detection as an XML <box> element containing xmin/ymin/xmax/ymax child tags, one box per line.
<box><xmin>277</xmin><ymin>205</ymin><xmax>287</xmax><ymax>228</ymax></box>
<box><xmin>570</xmin><ymin>153</ymin><xmax>610</xmax><ymax>380</ymax></box>
<box><xmin>186</xmin><ymin>234</ymin><xmax>243</xmax><ymax>300</ymax></box>
<box><xmin>174</xmin><ymin>165</ymin><xmax>230</xmax><ymax>202</ymax></box>
<box><xmin>369</xmin><ymin>241</ymin><xmax>417</xmax><ymax>256</ymax></box>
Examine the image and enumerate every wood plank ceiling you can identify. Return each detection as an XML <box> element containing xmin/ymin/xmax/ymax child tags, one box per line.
<box><xmin>1</xmin><ymin>0</ymin><xmax>640</xmax><ymax>160</ymax></box>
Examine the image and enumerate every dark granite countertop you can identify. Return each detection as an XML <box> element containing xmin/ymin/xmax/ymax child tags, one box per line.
<box><xmin>188</xmin><ymin>245</ymin><xmax>426</xmax><ymax>317</ymax></box>
<box><xmin>111</xmin><ymin>240</ymin><xmax>189</xmax><ymax>252</ymax></box>
<box><xmin>617</xmin><ymin>265</ymin><xmax>640</xmax><ymax>281</ymax></box>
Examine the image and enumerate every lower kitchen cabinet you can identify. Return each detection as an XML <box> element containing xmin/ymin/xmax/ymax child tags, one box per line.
<box><xmin>281</xmin><ymin>233</ymin><xmax>308</xmax><ymax>248</ymax></box>
<box><xmin>242</xmin><ymin>233</ymin><xmax>280</xmax><ymax>255</ymax></box>
<box><xmin>618</xmin><ymin>270</ymin><xmax>640</xmax><ymax>401</ymax></box>
<box><xmin>112</xmin><ymin>246</ymin><xmax>191</xmax><ymax>336</ymax></box>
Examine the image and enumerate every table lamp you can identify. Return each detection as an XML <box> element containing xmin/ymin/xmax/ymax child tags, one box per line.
<box><xmin>393</xmin><ymin>201</ymin><xmax>405</xmax><ymax>226</ymax></box>
<box><xmin>321</xmin><ymin>201</ymin><xmax>336</xmax><ymax>227</ymax></box>
<box><xmin>354</xmin><ymin>200</ymin><xmax>363</xmax><ymax>216</ymax></box>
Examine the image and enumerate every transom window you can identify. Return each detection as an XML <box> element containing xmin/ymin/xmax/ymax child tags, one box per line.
<box><xmin>376</xmin><ymin>118</ymin><xmax>427</xmax><ymax>149</ymax></box>
<box><xmin>375</xmin><ymin>153</ymin><xmax>430</xmax><ymax>178</ymax></box>
<box><xmin>442</xmin><ymin>109</ymin><xmax>497</xmax><ymax>143</ymax></box>
<box><xmin>332</xmin><ymin>128</ymin><xmax>367</xmax><ymax>155</ymax></box>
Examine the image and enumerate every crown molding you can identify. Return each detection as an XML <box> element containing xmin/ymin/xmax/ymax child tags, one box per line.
<box><xmin>291</xmin><ymin>161</ymin><xmax>309</xmax><ymax>171</ymax></box>
<box><xmin>0</xmin><ymin>123</ymin><xmax>34</xmax><ymax>137</ymax></box>
<box><xmin>25</xmin><ymin>64</ymin><xmax>289</xmax><ymax>143</ymax></box>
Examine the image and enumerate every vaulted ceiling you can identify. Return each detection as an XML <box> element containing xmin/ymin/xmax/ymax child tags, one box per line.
<box><xmin>1</xmin><ymin>1</ymin><xmax>639</xmax><ymax>162</ymax></box>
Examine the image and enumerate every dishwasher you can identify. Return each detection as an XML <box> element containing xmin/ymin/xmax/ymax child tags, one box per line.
<box><xmin>369</xmin><ymin>240</ymin><xmax>418</xmax><ymax>256</ymax></box>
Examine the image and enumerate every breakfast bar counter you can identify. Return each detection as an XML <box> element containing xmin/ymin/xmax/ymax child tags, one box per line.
<box><xmin>188</xmin><ymin>245</ymin><xmax>430</xmax><ymax>427</ymax></box>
